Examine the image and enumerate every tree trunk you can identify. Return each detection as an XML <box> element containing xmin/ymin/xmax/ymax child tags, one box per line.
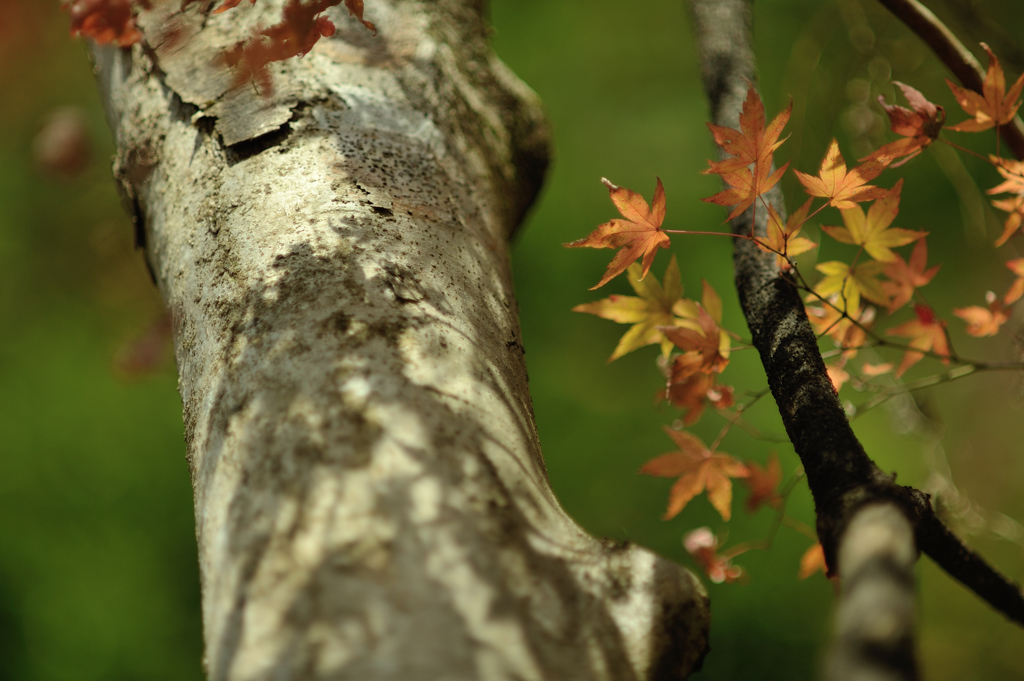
<box><xmin>91</xmin><ymin>1</ymin><xmax>709</xmax><ymax>679</ymax></box>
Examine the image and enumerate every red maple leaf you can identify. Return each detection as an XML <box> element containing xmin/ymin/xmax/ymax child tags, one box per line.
<box><xmin>640</xmin><ymin>428</ymin><xmax>748</xmax><ymax>521</ymax></box>
<box><xmin>64</xmin><ymin>0</ymin><xmax>143</xmax><ymax>46</ymax></box>
<box><xmin>886</xmin><ymin>303</ymin><xmax>950</xmax><ymax>376</ymax></box>
<box><xmin>862</xmin><ymin>81</ymin><xmax>945</xmax><ymax>166</ymax></box>
<box><xmin>743</xmin><ymin>452</ymin><xmax>782</xmax><ymax>513</ymax></box>
<box><xmin>684</xmin><ymin>527</ymin><xmax>744</xmax><ymax>584</ymax></box>
<box><xmin>221</xmin><ymin>0</ymin><xmax>376</xmax><ymax>94</ymax></box>
<box><xmin>566</xmin><ymin>178</ymin><xmax>671</xmax><ymax>289</ymax></box>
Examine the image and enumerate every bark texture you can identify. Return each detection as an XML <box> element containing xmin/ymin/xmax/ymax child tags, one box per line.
<box><xmin>92</xmin><ymin>2</ymin><xmax>709</xmax><ymax>680</ymax></box>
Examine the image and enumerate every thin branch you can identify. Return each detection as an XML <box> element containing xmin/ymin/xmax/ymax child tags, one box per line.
<box><xmin>688</xmin><ymin>0</ymin><xmax>1024</xmax><ymax>652</ymax></box>
<box><xmin>875</xmin><ymin>0</ymin><xmax>1024</xmax><ymax>160</ymax></box>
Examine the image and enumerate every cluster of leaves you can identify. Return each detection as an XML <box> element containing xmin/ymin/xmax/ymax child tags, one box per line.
<box><xmin>568</xmin><ymin>45</ymin><xmax>1024</xmax><ymax>585</ymax></box>
<box><xmin>63</xmin><ymin>0</ymin><xmax>375</xmax><ymax>93</ymax></box>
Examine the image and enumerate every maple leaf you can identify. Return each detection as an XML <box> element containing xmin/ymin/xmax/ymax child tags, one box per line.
<box><xmin>886</xmin><ymin>303</ymin><xmax>950</xmax><ymax>376</ymax></box>
<box><xmin>1004</xmin><ymin>258</ymin><xmax>1024</xmax><ymax>304</ymax></box>
<box><xmin>212</xmin><ymin>0</ymin><xmax>254</xmax><ymax>13</ymax></box>
<box><xmin>573</xmin><ymin>258</ymin><xmax>687</xmax><ymax>360</ymax></box>
<box><xmin>805</xmin><ymin>295</ymin><xmax>872</xmax><ymax>358</ymax></box>
<box><xmin>684</xmin><ymin>527</ymin><xmax>744</xmax><ymax>584</ymax></box>
<box><xmin>862</xmin><ymin>81</ymin><xmax>945</xmax><ymax>166</ymax></box>
<box><xmin>827</xmin><ymin>361</ymin><xmax>850</xmax><ymax>392</ymax></box>
<box><xmin>221</xmin><ymin>0</ymin><xmax>375</xmax><ymax>95</ymax></box>
<box><xmin>861</xmin><ymin>362</ymin><xmax>894</xmax><ymax>377</ymax></box>
<box><xmin>987</xmin><ymin>158</ymin><xmax>1024</xmax><ymax>246</ymax></box>
<box><xmin>567</xmin><ymin>178</ymin><xmax>671</xmax><ymax>289</ymax></box>
<box><xmin>799</xmin><ymin>543</ymin><xmax>827</xmax><ymax>579</ymax></box>
<box><xmin>665</xmin><ymin>280</ymin><xmax>734</xmax><ymax>368</ymax></box>
<box><xmin>661</xmin><ymin>307</ymin><xmax>730</xmax><ymax>375</ymax></box>
<box><xmin>64</xmin><ymin>0</ymin><xmax>143</xmax><ymax>46</ymax></box>
<box><xmin>946</xmin><ymin>43</ymin><xmax>1024</xmax><ymax>133</ymax></box>
<box><xmin>753</xmin><ymin>200</ymin><xmax>817</xmax><ymax>270</ymax></box>
<box><xmin>640</xmin><ymin>428</ymin><xmax>749</xmax><ymax>521</ymax></box>
<box><xmin>794</xmin><ymin>139</ymin><xmax>889</xmax><ymax>209</ymax></box>
<box><xmin>954</xmin><ymin>292</ymin><xmax>1009</xmax><ymax>337</ymax></box>
<box><xmin>821</xmin><ymin>180</ymin><xmax>926</xmax><ymax>263</ymax></box>
<box><xmin>743</xmin><ymin>452</ymin><xmax>782</xmax><ymax>513</ymax></box>
<box><xmin>881</xmin><ymin>238</ymin><xmax>940</xmax><ymax>313</ymax></box>
<box><xmin>704</xmin><ymin>164</ymin><xmax>789</xmax><ymax>221</ymax></box>
<box><xmin>702</xmin><ymin>87</ymin><xmax>792</xmax><ymax>220</ymax></box>
<box><xmin>705</xmin><ymin>86</ymin><xmax>792</xmax><ymax>174</ymax></box>
<box><xmin>814</xmin><ymin>260</ymin><xmax>888</xmax><ymax>315</ymax></box>
<box><xmin>661</xmin><ymin>356</ymin><xmax>734</xmax><ymax>426</ymax></box>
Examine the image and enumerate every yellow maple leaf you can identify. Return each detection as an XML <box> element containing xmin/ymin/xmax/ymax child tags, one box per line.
<box><xmin>820</xmin><ymin>179</ymin><xmax>926</xmax><ymax>262</ymax></box>
<box><xmin>573</xmin><ymin>258</ymin><xmax>687</xmax><ymax>360</ymax></box>
<box><xmin>814</xmin><ymin>261</ymin><xmax>888</xmax><ymax>315</ymax></box>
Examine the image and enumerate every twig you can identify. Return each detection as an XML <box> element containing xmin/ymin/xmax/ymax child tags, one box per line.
<box><xmin>875</xmin><ymin>0</ymin><xmax>1024</xmax><ymax>160</ymax></box>
<box><xmin>688</xmin><ymin>0</ymin><xmax>1024</xmax><ymax>653</ymax></box>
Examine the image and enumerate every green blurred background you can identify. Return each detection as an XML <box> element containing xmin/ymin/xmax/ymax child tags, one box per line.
<box><xmin>1</xmin><ymin>0</ymin><xmax>1023</xmax><ymax>679</ymax></box>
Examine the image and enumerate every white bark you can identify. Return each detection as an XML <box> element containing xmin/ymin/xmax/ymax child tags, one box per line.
<box><xmin>91</xmin><ymin>2</ymin><xmax>709</xmax><ymax>679</ymax></box>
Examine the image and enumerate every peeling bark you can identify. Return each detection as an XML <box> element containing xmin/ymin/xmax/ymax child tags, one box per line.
<box><xmin>91</xmin><ymin>2</ymin><xmax>708</xmax><ymax>679</ymax></box>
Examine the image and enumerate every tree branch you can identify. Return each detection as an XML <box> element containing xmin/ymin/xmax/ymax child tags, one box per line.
<box><xmin>874</xmin><ymin>0</ymin><xmax>1024</xmax><ymax>160</ymax></box>
<box><xmin>828</xmin><ymin>503</ymin><xmax>918</xmax><ymax>681</ymax></box>
<box><xmin>687</xmin><ymin>0</ymin><xmax>1024</xmax><ymax>666</ymax></box>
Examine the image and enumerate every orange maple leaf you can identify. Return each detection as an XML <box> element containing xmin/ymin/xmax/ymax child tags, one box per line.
<box><xmin>799</xmin><ymin>543</ymin><xmax>827</xmax><ymax>579</ymax></box>
<box><xmin>1004</xmin><ymin>258</ymin><xmax>1024</xmax><ymax>304</ymax></box>
<box><xmin>567</xmin><ymin>178</ymin><xmax>671</xmax><ymax>289</ymax></box>
<box><xmin>946</xmin><ymin>43</ymin><xmax>1024</xmax><ymax>133</ymax></box>
<box><xmin>661</xmin><ymin>307</ymin><xmax>731</xmax><ymax>375</ymax></box>
<box><xmin>744</xmin><ymin>452</ymin><xmax>782</xmax><ymax>513</ymax></box>
<box><xmin>573</xmin><ymin>258</ymin><xmax>688</xmax><ymax>360</ymax></box>
<box><xmin>954</xmin><ymin>292</ymin><xmax>1009</xmax><ymax>337</ymax></box>
<box><xmin>794</xmin><ymin>139</ymin><xmax>890</xmax><ymax>209</ymax></box>
<box><xmin>640</xmin><ymin>428</ymin><xmax>749</xmax><ymax>521</ymax></box>
<box><xmin>704</xmin><ymin>165</ymin><xmax>789</xmax><ymax>221</ymax></box>
<box><xmin>661</xmin><ymin>356</ymin><xmax>734</xmax><ymax>426</ymax></box>
<box><xmin>886</xmin><ymin>303</ymin><xmax>950</xmax><ymax>376</ymax></box>
<box><xmin>862</xmin><ymin>81</ymin><xmax>945</xmax><ymax>166</ymax></box>
<box><xmin>821</xmin><ymin>179</ymin><xmax>926</xmax><ymax>262</ymax></box>
<box><xmin>702</xmin><ymin>87</ymin><xmax>792</xmax><ymax>220</ymax></box>
<box><xmin>705</xmin><ymin>86</ymin><xmax>792</xmax><ymax>175</ymax></box>
<box><xmin>882</xmin><ymin>238</ymin><xmax>940</xmax><ymax>313</ymax></box>
<box><xmin>827</xmin><ymin>360</ymin><xmax>850</xmax><ymax>392</ymax></box>
<box><xmin>684</xmin><ymin>527</ymin><xmax>744</xmax><ymax>584</ymax></box>
<box><xmin>987</xmin><ymin>158</ymin><xmax>1024</xmax><ymax>246</ymax></box>
<box><xmin>753</xmin><ymin>200</ymin><xmax>817</xmax><ymax>270</ymax></box>
<box><xmin>861</xmin><ymin>362</ymin><xmax>894</xmax><ymax>377</ymax></box>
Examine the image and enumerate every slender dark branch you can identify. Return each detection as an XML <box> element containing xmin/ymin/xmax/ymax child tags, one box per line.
<box><xmin>917</xmin><ymin>513</ymin><xmax>1024</xmax><ymax>625</ymax></box>
<box><xmin>875</xmin><ymin>0</ymin><xmax>1024</xmax><ymax>160</ymax></box>
<box><xmin>687</xmin><ymin>0</ymin><xmax>1024</xmax><ymax>640</ymax></box>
